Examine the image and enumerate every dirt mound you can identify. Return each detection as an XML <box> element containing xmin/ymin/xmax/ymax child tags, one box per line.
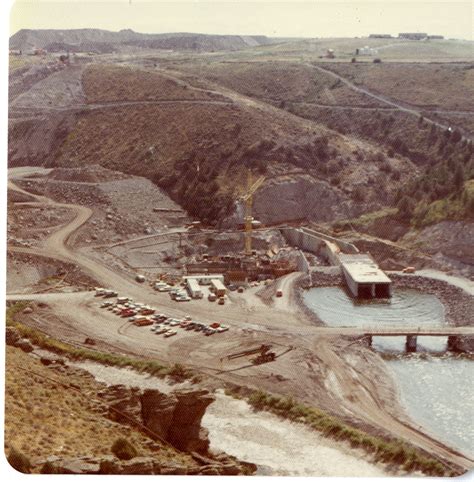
<box><xmin>48</xmin><ymin>165</ymin><xmax>129</xmax><ymax>183</ymax></box>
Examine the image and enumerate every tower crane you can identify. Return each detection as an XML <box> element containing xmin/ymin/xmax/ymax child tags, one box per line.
<box><xmin>240</xmin><ymin>171</ymin><xmax>265</xmax><ymax>256</ymax></box>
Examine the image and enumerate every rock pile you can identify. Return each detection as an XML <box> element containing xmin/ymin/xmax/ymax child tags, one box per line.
<box><xmin>6</xmin><ymin>326</ymin><xmax>34</xmax><ymax>353</ymax></box>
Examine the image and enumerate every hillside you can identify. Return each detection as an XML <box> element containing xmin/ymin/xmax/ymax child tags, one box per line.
<box><xmin>38</xmin><ymin>62</ymin><xmax>417</xmax><ymax>224</ymax></box>
<box><xmin>10</xmin><ymin>28</ymin><xmax>273</xmax><ymax>53</ymax></box>
<box><xmin>5</xmin><ymin>345</ymin><xmax>196</xmax><ymax>473</ymax></box>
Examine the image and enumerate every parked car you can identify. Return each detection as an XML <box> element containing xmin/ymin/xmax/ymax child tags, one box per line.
<box><xmin>134</xmin><ymin>318</ymin><xmax>154</xmax><ymax>327</ymax></box>
<box><xmin>176</xmin><ymin>295</ymin><xmax>191</xmax><ymax>302</ymax></box>
<box><xmin>169</xmin><ymin>319</ymin><xmax>180</xmax><ymax>327</ymax></box>
<box><xmin>217</xmin><ymin>325</ymin><xmax>229</xmax><ymax>333</ymax></box>
<box><xmin>218</xmin><ymin>297</ymin><xmax>225</xmax><ymax>305</ymax></box>
<box><xmin>100</xmin><ymin>301</ymin><xmax>113</xmax><ymax>308</ymax></box>
<box><xmin>205</xmin><ymin>328</ymin><xmax>217</xmax><ymax>336</ymax></box>
<box><xmin>94</xmin><ymin>288</ymin><xmax>105</xmax><ymax>297</ymax></box>
<box><xmin>276</xmin><ymin>289</ymin><xmax>283</xmax><ymax>298</ymax></box>
<box><xmin>103</xmin><ymin>290</ymin><xmax>118</xmax><ymax>298</ymax></box>
<box><xmin>164</xmin><ymin>330</ymin><xmax>177</xmax><ymax>338</ymax></box>
<box><xmin>155</xmin><ymin>326</ymin><xmax>169</xmax><ymax>335</ymax></box>
<box><xmin>208</xmin><ymin>293</ymin><xmax>217</xmax><ymax>302</ymax></box>
<box><xmin>140</xmin><ymin>308</ymin><xmax>156</xmax><ymax>315</ymax></box>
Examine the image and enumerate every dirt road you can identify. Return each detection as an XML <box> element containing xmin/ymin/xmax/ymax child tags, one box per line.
<box><xmin>6</xmin><ymin>172</ymin><xmax>473</xmax><ymax>471</ymax></box>
<box><xmin>310</xmin><ymin>64</ymin><xmax>473</xmax><ymax>140</ymax></box>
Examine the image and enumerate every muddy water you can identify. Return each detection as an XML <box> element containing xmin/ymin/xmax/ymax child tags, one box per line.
<box><xmin>71</xmin><ymin>361</ymin><xmax>386</xmax><ymax>476</ymax></box>
<box><xmin>202</xmin><ymin>391</ymin><xmax>387</xmax><ymax>476</ymax></box>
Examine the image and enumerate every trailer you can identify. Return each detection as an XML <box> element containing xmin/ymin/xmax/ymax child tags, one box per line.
<box><xmin>186</xmin><ymin>278</ymin><xmax>203</xmax><ymax>299</ymax></box>
<box><xmin>211</xmin><ymin>279</ymin><xmax>227</xmax><ymax>297</ymax></box>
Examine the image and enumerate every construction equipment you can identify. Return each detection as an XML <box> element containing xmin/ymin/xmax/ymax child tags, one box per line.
<box><xmin>225</xmin><ymin>344</ymin><xmax>276</xmax><ymax>365</ymax></box>
<box><xmin>240</xmin><ymin>172</ymin><xmax>265</xmax><ymax>256</ymax></box>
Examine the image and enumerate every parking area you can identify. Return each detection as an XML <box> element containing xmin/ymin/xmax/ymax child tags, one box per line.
<box><xmin>95</xmin><ymin>287</ymin><xmax>231</xmax><ymax>340</ymax></box>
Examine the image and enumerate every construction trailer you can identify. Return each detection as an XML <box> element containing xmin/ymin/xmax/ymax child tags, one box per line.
<box><xmin>211</xmin><ymin>279</ymin><xmax>227</xmax><ymax>297</ymax></box>
<box><xmin>186</xmin><ymin>278</ymin><xmax>203</xmax><ymax>299</ymax></box>
<box><xmin>183</xmin><ymin>274</ymin><xmax>225</xmax><ymax>285</ymax></box>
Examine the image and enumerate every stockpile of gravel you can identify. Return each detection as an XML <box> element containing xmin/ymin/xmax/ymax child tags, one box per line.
<box><xmin>48</xmin><ymin>165</ymin><xmax>129</xmax><ymax>183</ymax></box>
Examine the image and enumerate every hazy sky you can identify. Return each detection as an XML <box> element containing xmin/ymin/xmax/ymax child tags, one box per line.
<box><xmin>9</xmin><ymin>1</ymin><xmax>474</xmax><ymax>40</ymax></box>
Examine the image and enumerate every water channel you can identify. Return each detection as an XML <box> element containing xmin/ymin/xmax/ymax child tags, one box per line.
<box><xmin>303</xmin><ymin>286</ymin><xmax>474</xmax><ymax>457</ymax></box>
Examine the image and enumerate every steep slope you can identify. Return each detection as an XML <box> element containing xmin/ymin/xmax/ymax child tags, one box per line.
<box><xmin>43</xmin><ymin>63</ymin><xmax>417</xmax><ymax>224</ymax></box>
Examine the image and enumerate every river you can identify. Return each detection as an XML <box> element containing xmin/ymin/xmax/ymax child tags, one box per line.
<box><xmin>303</xmin><ymin>286</ymin><xmax>474</xmax><ymax>457</ymax></box>
<box><xmin>71</xmin><ymin>361</ymin><xmax>387</xmax><ymax>476</ymax></box>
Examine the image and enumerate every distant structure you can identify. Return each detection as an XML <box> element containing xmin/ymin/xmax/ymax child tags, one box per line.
<box><xmin>428</xmin><ymin>35</ymin><xmax>444</xmax><ymax>40</ymax></box>
<box><xmin>398</xmin><ymin>32</ymin><xmax>428</xmax><ymax>40</ymax></box>
<box><xmin>325</xmin><ymin>48</ymin><xmax>335</xmax><ymax>59</ymax></box>
<box><xmin>356</xmin><ymin>46</ymin><xmax>378</xmax><ymax>56</ymax></box>
<box><xmin>369</xmin><ymin>34</ymin><xmax>392</xmax><ymax>39</ymax></box>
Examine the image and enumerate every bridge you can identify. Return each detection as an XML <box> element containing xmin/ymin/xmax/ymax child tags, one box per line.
<box><xmin>328</xmin><ymin>326</ymin><xmax>474</xmax><ymax>352</ymax></box>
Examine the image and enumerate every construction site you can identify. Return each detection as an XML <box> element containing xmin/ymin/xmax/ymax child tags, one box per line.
<box><xmin>6</xmin><ymin>23</ymin><xmax>474</xmax><ymax>476</ymax></box>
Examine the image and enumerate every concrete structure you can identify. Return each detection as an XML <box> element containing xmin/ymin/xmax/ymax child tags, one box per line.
<box><xmin>398</xmin><ymin>32</ymin><xmax>428</xmax><ymax>40</ymax></box>
<box><xmin>364</xmin><ymin>330</ymin><xmax>474</xmax><ymax>353</ymax></box>
<box><xmin>211</xmin><ymin>279</ymin><xmax>227</xmax><ymax>297</ymax></box>
<box><xmin>281</xmin><ymin>227</ymin><xmax>359</xmax><ymax>267</ymax></box>
<box><xmin>186</xmin><ymin>278</ymin><xmax>203</xmax><ymax>299</ymax></box>
<box><xmin>183</xmin><ymin>274</ymin><xmax>224</xmax><ymax>285</ymax></box>
<box><xmin>339</xmin><ymin>254</ymin><xmax>392</xmax><ymax>298</ymax></box>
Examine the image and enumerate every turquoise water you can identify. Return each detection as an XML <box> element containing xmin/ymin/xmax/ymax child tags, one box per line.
<box><xmin>303</xmin><ymin>286</ymin><xmax>473</xmax><ymax>456</ymax></box>
<box><xmin>303</xmin><ymin>286</ymin><xmax>445</xmax><ymax>329</ymax></box>
<box><xmin>389</xmin><ymin>357</ymin><xmax>474</xmax><ymax>457</ymax></box>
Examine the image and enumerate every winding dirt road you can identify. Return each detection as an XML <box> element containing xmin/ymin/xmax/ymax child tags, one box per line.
<box><xmin>6</xmin><ymin>171</ymin><xmax>473</xmax><ymax>472</ymax></box>
<box><xmin>310</xmin><ymin>64</ymin><xmax>473</xmax><ymax>139</ymax></box>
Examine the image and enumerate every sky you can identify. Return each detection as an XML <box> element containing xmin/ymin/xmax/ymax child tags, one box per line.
<box><xmin>8</xmin><ymin>0</ymin><xmax>474</xmax><ymax>40</ymax></box>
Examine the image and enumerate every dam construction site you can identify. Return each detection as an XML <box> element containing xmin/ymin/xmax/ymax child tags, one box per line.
<box><xmin>5</xmin><ymin>24</ymin><xmax>474</xmax><ymax>477</ymax></box>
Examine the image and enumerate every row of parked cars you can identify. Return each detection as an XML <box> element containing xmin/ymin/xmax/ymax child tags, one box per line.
<box><xmin>95</xmin><ymin>288</ymin><xmax>229</xmax><ymax>338</ymax></box>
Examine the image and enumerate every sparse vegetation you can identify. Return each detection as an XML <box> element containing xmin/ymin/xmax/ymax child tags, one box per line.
<box><xmin>6</xmin><ymin>303</ymin><xmax>194</xmax><ymax>380</ymax></box>
<box><xmin>226</xmin><ymin>387</ymin><xmax>453</xmax><ymax>477</ymax></box>
<box><xmin>111</xmin><ymin>437</ymin><xmax>138</xmax><ymax>460</ymax></box>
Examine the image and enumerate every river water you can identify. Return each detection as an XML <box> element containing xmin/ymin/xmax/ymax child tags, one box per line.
<box><xmin>71</xmin><ymin>361</ymin><xmax>387</xmax><ymax>476</ymax></box>
<box><xmin>303</xmin><ymin>286</ymin><xmax>474</xmax><ymax>457</ymax></box>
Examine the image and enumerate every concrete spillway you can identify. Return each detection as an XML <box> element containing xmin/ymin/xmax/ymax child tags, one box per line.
<box><xmin>339</xmin><ymin>253</ymin><xmax>392</xmax><ymax>299</ymax></box>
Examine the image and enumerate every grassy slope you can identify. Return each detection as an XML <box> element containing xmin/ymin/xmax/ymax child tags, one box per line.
<box><xmin>173</xmin><ymin>60</ymin><xmax>384</xmax><ymax>106</ymax></box>
<box><xmin>412</xmin><ymin>179</ymin><xmax>474</xmax><ymax>227</ymax></box>
<box><xmin>55</xmin><ymin>63</ymin><xmax>400</xmax><ymax>222</ymax></box>
<box><xmin>5</xmin><ymin>345</ymin><xmax>195</xmax><ymax>468</ymax></box>
<box><xmin>82</xmin><ymin>64</ymin><xmax>223</xmax><ymax>103</ymax></box>
<box><xmin>326</xmin><ymin>63</ymin><xmax>474</xmax><ymax>111</ymax></box>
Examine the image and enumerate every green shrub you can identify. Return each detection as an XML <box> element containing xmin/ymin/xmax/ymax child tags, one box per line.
<box><xmin>111</xmin><ymin>437</ymin><xmax>138</xmax><ymax>460</ymax></box>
